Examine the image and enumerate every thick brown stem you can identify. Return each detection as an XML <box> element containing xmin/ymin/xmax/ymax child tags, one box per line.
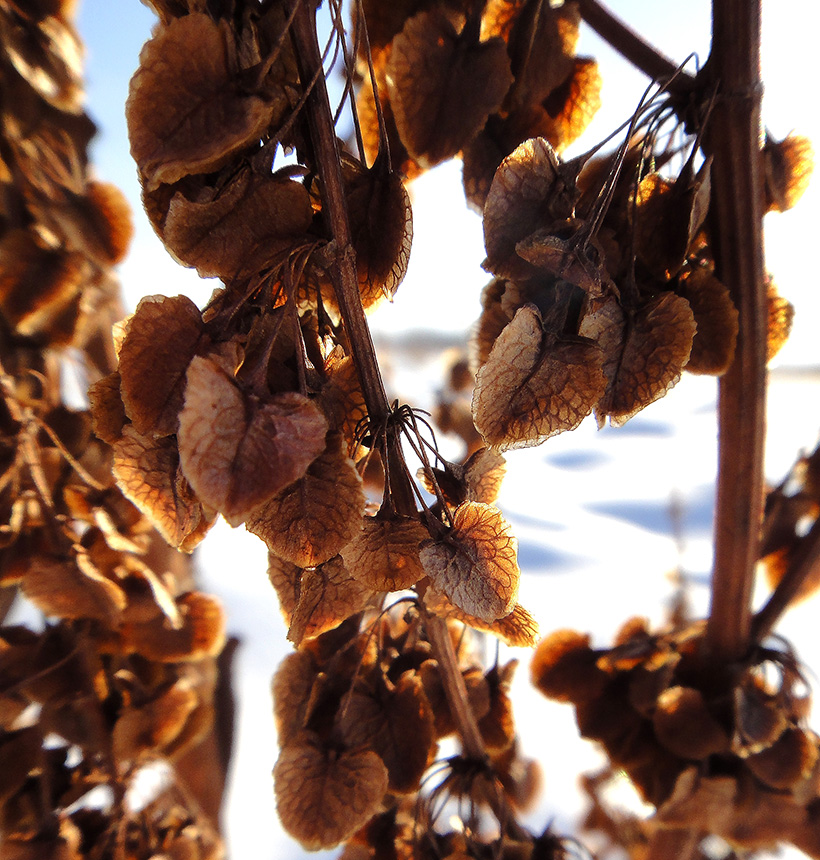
<box><xmin>576</xmin><ymin>0</ymin><xmax>693</xmax><ymax>91</ymax></box>
<box><xmin>289</xmin><ymin>0</ymin><xmax>488</xmax><ymax>761</ymax></box>
<box><xmin>704</xmin><ymin>1</ymin><xmax>766</xmax><ymax>662</ymax></box>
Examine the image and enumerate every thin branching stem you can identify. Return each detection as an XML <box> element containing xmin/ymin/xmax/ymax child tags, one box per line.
<box><xmin>752</xmin><ymin>517</ymin><xmax>820</xmax><ymax>644</ymax></box>
<box><xmin>288</xmin><ymin>0</ymin><xmax>490</xmax><ymax>766</ymax></box>
<box><xmin>576</xmin><ymin>0</ymin><xmax>694</xmax><ymax>94</ymax></box>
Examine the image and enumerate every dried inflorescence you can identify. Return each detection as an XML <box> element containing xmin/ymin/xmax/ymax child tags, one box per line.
<box><xmin>533</xmin><ymin>618</ymin><xmax>820</xmax><ymax>856</ymax></box>
<box><xmin>0</xmin><ymin>1</ymin><xmax>231</xmax><ymax>855</ymax></box>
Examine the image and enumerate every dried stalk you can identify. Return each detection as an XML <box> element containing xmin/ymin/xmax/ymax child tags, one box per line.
<box><xmin>703</xmin><ymin>0</ymin><xmax>766</xmax><ymax>663</ymax></box>
<box><xmin>288</xmin><ymin>0</ymin><xmax>489</xmax><ymax>762</ymax></box>
<box><xmin>577</xmin><ymin>0</ymin><xmax>693</xmax><ymax>92</ymax></box>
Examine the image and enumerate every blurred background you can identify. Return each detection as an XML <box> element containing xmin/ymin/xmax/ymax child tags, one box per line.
<box><xmin>71</xmin><ymin>2</ymin><xmax>820</xmax><ymax>857</ymax></box>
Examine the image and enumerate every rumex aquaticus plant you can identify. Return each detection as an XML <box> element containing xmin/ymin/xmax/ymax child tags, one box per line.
<box><xmin>1</xmin><ymin>0</ymin><xmax>819</xmax><ymax>859</ymax></box>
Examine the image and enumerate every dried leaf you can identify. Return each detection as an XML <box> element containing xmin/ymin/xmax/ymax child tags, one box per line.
<box><xmin>473</xmin><ymin>304</ymin><xmax>606</xmax><ymax>449</ymax></box>
<box><xmin>162</xmin><ymin>168</ymin><xmax>313</xmax><ymax>279</ymax></box>
<box><xmin>245</xmin><ymin>433</ymin><xmax>365</xmax><ymax>567</ymax></box>
<box><xmin>178</xmin><ymin>355</ymin><xmax>328</xmax><ymax>525</ymax></box>
<box><xmin>274</xmin><ymin>730</ymin><xmax>389</xmax><ymax>850</ymax></box>
<box><xmin>288</xmin><ymin>555</ymin><xmax>374</xmax><ymax>646</ymax></box>
<box><xmin>118</xmin><ymin>294</ymin><xmax>204</xmax><ymax>437</ymax></box>
<box><xmin>113</xmin><ymin>426</ymin><xmax>214</xmax><ymax>551</ymax></box>
<box><xmin>340</xmin><ymin>515</ymin><xmax>427</xmax><ymax>592</ymax></box>
<box><xmin>419</xmin><ymin>501</ymin><xmax>519</xmax><ymax>622</ymax></box>
<box><xmin>580</xmin><ymin>293</ymin><xmax>695</xmax><ymax>426</ymax></box>
<box><xmin>677</xmin><ymin>267</ymin><xmax>739</xmax><ymax>375</ymax></box>
<box><xmin>387</xmin><ymin>9</ymin><xmax>512</xmax><ymax>168</ymax></box>
<box><xmin>127</xmin><ymin>14</ymin><xmax>275</xmax><ymax>189</ymax></box>
<box><xmin>539</xmin><ymin>57</ymin><xmax>602</xmax><ymax>152</ymax></box>
<box><xmin>338</xmin><ymin>673</ymin><xmax>436</xmax><ymax>793</ymax></box>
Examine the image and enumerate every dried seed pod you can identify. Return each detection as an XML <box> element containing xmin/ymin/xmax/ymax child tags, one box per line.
<box><xmin>419</xmin><ymin>501</ymin><xmax>519</xmax><ymax>622</ymax></box>
<box><xmin>531</xmin><ymin>629</ymin><xmax>609</xmax><ymax>704</ymax></box>
<box><xmin>763</xmin><ymin>133</ymin><xmax>814</xmax><ymax>213</ymax></box>
<box><xmin>580</xmin><ymin>292</ymin><xmax>696</xmax><ymax>427</ymax></box>
<box><xmin>178</xmin><ymin>354</ymin><xmax>328</xmax><ymax>526</ymax></box>
<box><xmin>117</xmin><ymin>294</ymin><xmax>204</xmax><ymax>438</ymax></box>
<box><xmin>747</xmin><ymin>728</ymin><xmax>819</xmax><ymax>790</ymax></box>
<box><xmin>387</xmin><ymin>8</ymin><xmax>512</xmax><ymax>168</ymax></box>
<box><xmin>274</xmin><ymin>730</ymin><xmax>389</xmax><ymax>850</ymax></box>
<box><xmin>340</xmin><ymin>515</ymin><xmax>427</xmax><ymax>592</ymax></box>
<box><xmin>652</xmin><ymin>686</ymin><xmax>730</xmax><ymax>760</ymax></box>
<box><xmin>287</xmin><ymin>555</ymin><xmax>375</xmax><ymax>647</ymax></box>
<box><xmin>677</xmin><ymin>267</ymin><xmax>739</xmax><ymax>376</ymax></box>
<box><xmin>483</xmin><ymin>137</ymin><xmax>579</xmax><ymax>273</ymax></box>
<box><xmin>767</xmin><ymin>279</ymin><xmax>794</xmax><ymax>362</ymax></box>
<box><xmin>337</xmin><ymin>672</ymin><xmax>437</xmax><ymax>794</ymax></box>
<box><xmin>473</xmin><ymin>303</ymin><xmax>606</xmax><ymax>449</ymax></box>
<box><xmin>245</xmin><ymin>433</ymin><xmax>365</xmax><ymax>567</ymax></box>
<box><xmin>127</xmin><ymin>13</ymin><xmax>276</xmax><ymax>189</ymax></box>
<box><xmin>113</xmin><ymin>427</ymin><xmax>215</xmax><ymax>552</ymax></box>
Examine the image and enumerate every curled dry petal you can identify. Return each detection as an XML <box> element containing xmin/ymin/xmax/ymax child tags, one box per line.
<box><xmin>340</xmin><ymin>515</ymin><xmax>428</xmax><ymax>592</ymax></box>
<box><xmin>580</xmin><ymin>293</ymin><xmax>695</xmax><ymax>427</ymax></box>
<box><xmin>288</xmin><ymin>555</ymin><xmax>374</xmax><ymax>646</ymax></box>
<box><xmin>127</xmin><ymin>13</ymin><xmax>275</xmax><ymax>189</ymax></box>
<box><xmin>419</xmin><ymin>501</ymin><xmax>519</xmax><ymax>622</ymax></box>
<box><xmin>747</xmin><ymin>728</ymin><xmax>819</xmax><ymax>790</ymax></box>
<box><xmin>178</xmin><ymin>355</ymin><xmax>328</xmax><ymax>525</ymax></box>
<box><xmin>387</xmin><ymin>9</ymin><xmax>512</xmax><ymax>168</ymax></box>
<box><xmin>539</xmin><ymin>57</ymin><xmax>602</xmax><ymax>152</ymax></box>
<box><xmin>274</xmin><ymin>730</ymin><xmax>389</xmax><ymax>850</ymax></box>
<box><xmin>473</xmin><ymin>304</ymin><xmax>606</xmax><ymax>449</ymax></box>
<box><xmin>113</xmin><ymin>426</ymin><xmax>214</xmax><ymax>552</ymax></box>
<box><xmin>118</xmin><ymin>294</ymin><xmax>204</xmax><ymax>437</ymax></box>
<box><xmin>245</xmin><ymin>433</ymin><xmax>365</xmax><ymax>567</ymax></box>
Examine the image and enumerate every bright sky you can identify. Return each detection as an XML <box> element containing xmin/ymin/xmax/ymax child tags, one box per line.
<box><xmin>71</xmin><ymin>3</ymin><xmax>820</xmax><ymax>858</ymax></box>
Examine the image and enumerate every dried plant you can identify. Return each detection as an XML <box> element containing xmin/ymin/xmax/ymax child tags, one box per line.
<box><xmin>1</xmin><ymin>0</ymin><xmax>818</xmax><ymax>859</ymax></box>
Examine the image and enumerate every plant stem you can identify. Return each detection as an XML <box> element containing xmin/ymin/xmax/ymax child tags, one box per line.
<box><xmin>752</xmin><ymin>518</ymin><xmax>820</xmax><ymax>644</ymax></box>
<box><xmin>576</xmin><ymin>0</ymin><xmax>693</xmax><ymax>92</ymax></box>
<box><xmin>703</xmin><ymin>0</ymin><xmax>766</xmax><ymax>662</ymax></box>
<box><xmin>289</xmin><ymin>0</ymin><xmax>488</xmax><ymax>760</ymax></box>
